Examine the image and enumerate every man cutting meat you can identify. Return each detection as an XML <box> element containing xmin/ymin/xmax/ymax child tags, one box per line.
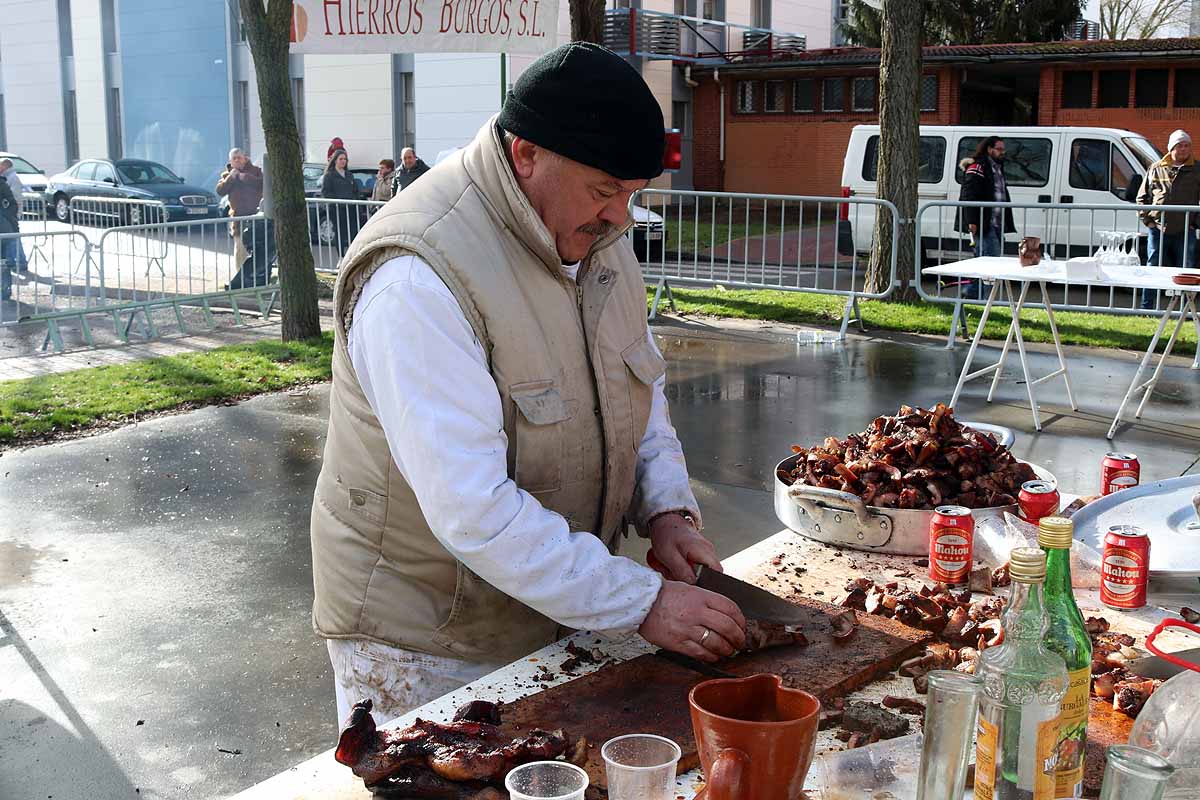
<box><xmin>310</xmin><ymin>42</ymin><xmax>747</xmax><ymax>727</ymax></box>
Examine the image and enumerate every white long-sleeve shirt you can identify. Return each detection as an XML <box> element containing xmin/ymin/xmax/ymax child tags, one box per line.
<box><xmin>347</xmin><ymin>255</ymin><xmax>700</xmax><ymax>636</ymax></box>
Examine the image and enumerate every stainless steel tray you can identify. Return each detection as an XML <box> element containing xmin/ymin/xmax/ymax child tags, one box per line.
<box><xmin>1069</xmin><ymin>474</ymin><xmax>1200</xmax><ymax>577</ymax></box>
<box><xmin>773</xmin><ymin>421</ymin><xmax>1056</xmax><ymax>557</ymax></box>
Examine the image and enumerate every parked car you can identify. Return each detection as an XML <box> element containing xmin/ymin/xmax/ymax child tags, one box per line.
<box><xmin>630</xmin><ymin>204</ymin><xmax>666</xmax><ymax>263</ymax></box>
<box><xmin>840</xmin><ymin>125</ymin><xmax>1162</xmax><ymax>263</ymax></box>
<box><xmin>45</xmin><ymin>158</ymin><xmax>220</xmax><ymax>224</ymax></box>
<box><xmin>304</xmin><ymin>161</ymin><xmax>378</xmax><ymax>245</ymax></box>
<box><xmin>0</xmin><ymin>151</ymin><xmax>49</xmax><ymax>200</ymax></box>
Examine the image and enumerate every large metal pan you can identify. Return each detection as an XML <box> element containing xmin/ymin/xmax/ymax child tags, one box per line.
<box><xmin>773</xmin><ymin>421</ymin><xmax>1057</xmax><ymax>556</ymax></box>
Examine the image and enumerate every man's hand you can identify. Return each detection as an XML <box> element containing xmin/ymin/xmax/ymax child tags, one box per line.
<box><xmin>968</xmin><ymin>223</ymin><xmax>978</xmax><ymax>234</ymax></box>
<box><xmin>638</xmin><ymin>581</ymin><xmax>746</xmax><ymax>662</ymax></box>
<box><xmin>648</xmin><ymin>513</ymin><xmax>720</xmax><ymax>584</ymax></box>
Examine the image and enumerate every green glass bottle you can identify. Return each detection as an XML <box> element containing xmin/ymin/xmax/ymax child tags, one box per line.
<box><xmin>1039</xmin><ymin>516</ymin><xmax>1094</xmax><ymax>799</ymax></box>
<box><xmin>975</xmin><ymin>547</ymin><xmax>1069</xmax><ymax>800</ymax></box>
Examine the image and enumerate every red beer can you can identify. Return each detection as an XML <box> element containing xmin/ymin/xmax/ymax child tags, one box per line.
<box><xmin>1018</xmin><ymin>480</ymin><xmax>1060</xmax><ymax>525</ymax></box>
<box><xmin>1101</xmin><ymin>452</ymin><xmax>1140</xmax><ymax>496</ymax></box>
<box><xmin>1101</xmin><ymin>525</ymin><xmax>1150</xmax><ymax>610</ymax></box>
<box><xmin>929</xmin><ymin>505</ymin><xmax>974</xmax><ymax>587</ymax></box>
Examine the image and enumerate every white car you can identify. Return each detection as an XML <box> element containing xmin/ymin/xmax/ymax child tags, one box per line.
<box><xmin>0</xmin><ymin>151</ymin><xmax>49</xmax><ymax>202</ymax></box>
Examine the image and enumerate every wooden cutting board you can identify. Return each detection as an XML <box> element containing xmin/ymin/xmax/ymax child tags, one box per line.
<box><xmin>1082</xmin><ymin>697</ymin><xmax>1135</xmax><ymax>799</ymax></box>
<box><xmin>499</xmin><ymin>597</ymin><xmax>932</xmax><ymax>795</ymax></box>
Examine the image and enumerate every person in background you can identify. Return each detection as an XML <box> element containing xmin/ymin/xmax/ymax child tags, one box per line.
<box><xmin>321</xmin><ymin>148</ymin><xmax>361</xmax><ymax>254</ymax></box>
<box><xmin>327</xmin><ymin>137</ymin><xmax>346</xmax><ymax>161</ymax></box>
<box><xmin>0</xmin><ymin>174</ymin><xmax>17</xmax><ymax>300</ymax></box>
<box><xmin>955</xmin><ymin>137</ymin><xmax>1016</xmax><ymax>299</ymax></box>
<box><xmin>372</xmin><ymin>159</ymin><xmax>396</xmax><ymax>202</ymax></box>
<box><xmin>1137</xmin><ymin>129</ymin><xmax>1200</xmax><ymax>309</ymax></box>
<box><xmin>216</xmin><ymin>148</ymin><xmax>264</xmax><ymax>270</ymax></box>
<box><xmin>0</xmin><ymin>159</ymin><xmax>29</xmax><ymax>275</ymax></box>
<box><xmin>390</xmin><ymin>147</ymin><xmax>431</xmax><ymax>195</ymax></box>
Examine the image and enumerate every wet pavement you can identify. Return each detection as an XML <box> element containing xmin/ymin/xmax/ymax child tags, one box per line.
<box><xmin>2</xmin><ymin>319</ymin><xmax>1200</xmax><ymax>799</ymax></box>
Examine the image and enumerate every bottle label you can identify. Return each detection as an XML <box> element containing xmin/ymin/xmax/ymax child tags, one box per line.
<box><xmin>1035</xmin><ymin>715</ymin><xmax>1062</xmax><ymax>800</ymax></box>
<box><xmin>975</xmin><ymin>715</ymin><xmax>998</xmax><ymax>800</ymax></box>
<box><xmin>1053</xmin><ymin>668</ymin><xmax>1090</xmax><ymax>798</ymax></box>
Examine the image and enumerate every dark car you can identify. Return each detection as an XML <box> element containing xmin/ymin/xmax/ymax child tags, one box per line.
<box><xmin>45</xmin><ymin>158</ymin><xmax>220</xmax><ymax>224</ymax></box>
<box><xmin>304</xmin><ymin>161</ymin><xmax>378</xmax><ymax>245</ymax></box>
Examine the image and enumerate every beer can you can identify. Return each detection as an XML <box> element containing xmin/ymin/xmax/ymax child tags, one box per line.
<box><xmin>1018</xmin><ymin>480</ymin><xmax>1060</xmax><ymax>525</ymax></box>
<box><xmin>1101</xmin><ymin>525</ymin><xmax>1150</xmax><ymax>610</ymax></box>
<box><xmin>929</xmin><ymin>505</ymin><xmax>974</xmax><ymax>587</ymax></box>
<box><xmin>1101</xmin><ymin>452</ymin><xmax>1140</xmax><ymax>496</ymax></box>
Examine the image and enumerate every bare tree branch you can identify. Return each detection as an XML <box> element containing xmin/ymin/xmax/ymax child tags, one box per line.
<box><xmin>1100</xmin><ymin>0</ymin><xmax>1191</xmax><ymax>38</ymax></box>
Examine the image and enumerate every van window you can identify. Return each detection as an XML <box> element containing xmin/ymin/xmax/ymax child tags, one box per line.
<box><xmin>1123</xmin><ymin>136</ymin><xmax>1161</xmax><ymax>170</ymax></box>
<box><xmin>1069</xmin><ymin>138</ymin><xmax>1110</xmax><ymax>192</ymax></box>
<box><xmin>862</xmin><ymin>134</ymin><xmax>947</xmax><ymax>183</ymax></box>
<box><xmin>1111</xmin><ymin>147</ymin><xmax>1138</xmax><ymax>201</ymax></box>
<box><xmin>956</xmin><ymin>137</ymin><xmax>1053</xmax><ymax>187</ymax></box>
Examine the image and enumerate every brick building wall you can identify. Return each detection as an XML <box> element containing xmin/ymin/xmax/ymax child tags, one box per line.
<box><xmin>693</xmin><ymin>66</ymin><xmax>958</xmax><ymax>197</ymax></box>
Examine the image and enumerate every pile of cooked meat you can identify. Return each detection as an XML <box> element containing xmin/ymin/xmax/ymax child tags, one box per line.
<box><xmin>839</xmin><ymin>575</ymin><xmax>1161</xmax><ymax>721</ymax></box>
<box><xmin>335</xmin><ymin>699</ymin><xmax>568</xmax><ymax>798</ymax></box>
<box><xmin>780</xmin><ymin>404</ymin><xmax>1038</xmax><ymax>509</ymax></box>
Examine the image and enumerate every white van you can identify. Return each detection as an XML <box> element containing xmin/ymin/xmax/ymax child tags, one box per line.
<box><xmin>839</xmin><ymin>125</ymin><xmax>1163</xmax><ymax>263</ymax></box>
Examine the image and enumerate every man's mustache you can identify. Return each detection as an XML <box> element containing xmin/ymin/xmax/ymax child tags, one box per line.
<box><xmin>577</xmin><ymin>221</ymin><xmax>615</xmax><ymax>236</ymax></box>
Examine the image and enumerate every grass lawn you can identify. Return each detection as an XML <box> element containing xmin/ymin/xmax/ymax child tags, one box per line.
<box><xmin>0</xmin><ymin>334</ymin><xmax>333</xmax><ymax>445</ymax></box>
<box><xmin>0</xmin><ymin>287</ymin><xmax>1191</xmax><ymax>447</ymax></box>
<box><xmin>664</xmin><ymin>219</ymin><xmax>785</xmax><ymax>251</ymax></box>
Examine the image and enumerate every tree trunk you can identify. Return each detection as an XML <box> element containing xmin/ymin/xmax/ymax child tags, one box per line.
<box><xmin>570</xmin><ymin>0</ymin><xmax>606</xmax><ymax>44</ymax></box>
<box><xmin>866</xmin><ymin>0</ymin><xmax>924</xmax><ymax>298</ymax></box>
<box><xmin>240</xmin><ymin>0</ymin><xmax>322</xmax><ymax>341</ymax></box>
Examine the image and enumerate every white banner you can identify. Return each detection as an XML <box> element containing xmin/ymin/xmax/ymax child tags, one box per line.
<box><xmin>289</xmin><ymin>0</ymin><xmax>558</xmax><ymax>55</ymax></box>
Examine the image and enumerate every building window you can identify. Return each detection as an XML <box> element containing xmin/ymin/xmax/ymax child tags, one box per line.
<box><xmin>672</xmin><ymin>100</ymin><xmax>690</xmax><ymax>136</ymax></box>
<box><xmin>291</xmin><ymin>78</ymin><xmax>305</xmax><ymax>152</ymax></box>
<box><xmin>1098</xmin><ymin>70</ymin><xmax>1130</xmax><ymax>108</ymax></box>
<box><xmin>853</xmin><ymin>77</ymin><xmax>876</xmax><ymax>112</ymax></box>
<box><xmin>236</xmin><ymin>81</ymin><xmax>251</xmax><ymax>150</ymax></box>
<box><xmin>1061</xmin><ymin>71</ymin><xmax>1093</xmax><ymax>108</ymax></box>
<box><xmin>108</xmin><ymin>87</ymin><xmax>123</xmax><ymax>159</ymax></box>
<box><xmin>402</xmin><ymin>72</ymin><xmax>416</xmax><ymax>150</ymax></box>
<box><xmin>793</xmin><ymin>78</ymin><xmax>815</xmax><ymax>112</ymax></box>
<box><xmin>101</xmin><ymin>0</ymin><xmax>118</xmax><ymax>54</ymax></box>
<box><xmin>64</xmin><ymin>90</ymin><xmax>79</xmax><ymax>164</ymax></box>
<box><xmin>752</xmin><ymin>0</ymin><xmax>770</xmax><ymax>28</ymax></box>
<box><xmin>920</xmin><ymin>75</ymin><xmax>939</xmax><ymax>111</ymax></box>
<box><xmin>956</xmin><ymin>136</ymin><xmax>1053</xmax><ymax>187</ymax></box>
<box><xmin>702</xmin><ymin>0</ymin><xmax>716</xmax><ymax>19</ymax></box>
<box><xmin>862</xmin><ymin>134</ymin><xmax>947</xmax><ymax>183</ymax></box>
<box><xmin>764</xmin><ymin>80</ymin><xmax>786</xmax><ymax>113</ymax></box>
<box><xmin>735</xmin><ymin>81</ymin><xmax>757</xmax><ymax>113</ymax></box>
<box><xmin>822</xmin><ymin>78</ymin><xmax>844</xmax><ymax>112</ymax></box>
<box><xmin>1135</xmin><ymin>69</ymin><xmax>1168</xmax><ymax>108</ymax></box>
<box><xmin>1176</xmin><ymin>69</ymin><xmax>1200</xmax><ymax>107</ymax></box>
<box><xmin>1068</xmin><ymin>138</ymin><xmax>1110</xmax><ymax>192</ymax></box>
<box><xmin>57</xmin><ymin>0</ymin><xmax>74</xmax><ymax>58</ymax></box>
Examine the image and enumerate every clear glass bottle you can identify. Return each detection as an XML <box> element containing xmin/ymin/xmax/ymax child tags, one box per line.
<box><xmin>1099</xmin><ymin>745</ymin><xmax>1175</xmax><ymax>800</ymax></box>
<box><xmin>975</xmin><ymin>547</ymin><xmax>1069</xmax><ymax>800</ymax></box>
<box><xmin>1039</xmin><ymin>516</ymin><xmax>1093</xmax><ymax>799</ymax></box>
<box><xmin>916</xmin><ymin>670</ymin><xmax>981</xmax><ymax>800</ymax></box>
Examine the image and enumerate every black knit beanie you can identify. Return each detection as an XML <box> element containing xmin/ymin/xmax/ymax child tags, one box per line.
<box><xmin>497</xmin><ymin>42</ymin><xmax>665</xmax><ymax>180</ymax></box>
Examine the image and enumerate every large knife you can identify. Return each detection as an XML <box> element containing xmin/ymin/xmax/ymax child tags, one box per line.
<box><xmin>695</xmin><ymin>565</ymin><xmax>808</xmax><ymax>625</ymax></box>
<box><xmin>1124</xmin><ymin>647</ymin><xmax>1200</xmax><ymax>680</ymax></box>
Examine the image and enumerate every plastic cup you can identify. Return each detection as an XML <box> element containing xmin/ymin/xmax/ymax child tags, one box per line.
<box><xmin>504</xmin><ymin>761</ymin><xmax>589</xmax><ymax>800</ymax></box>
<box><xmin>602</xmin><ymin>734</ymin><xmax>682</xmax><ymax>800</ymax></box>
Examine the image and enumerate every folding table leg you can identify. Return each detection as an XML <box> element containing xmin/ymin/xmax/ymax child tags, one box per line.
<box><xmin>1134</xmin><ymin>293</ymin><xmax>1193</xmax><ymax>419</ymax></box>
<box><xmin>987</xmin><ymin>280</ymin><xmax>1021</xmax><ymax>403</ymax></box>
<box><xmin>1039</xmin><ymin>280</ymin><xmax>1077</xmax><ymax>411</ymax></box>
<box><xmin>949</xmin><ymin>280</ymin><xmax>1001</xmax><ymax>410</ymax></box>
<box><xmin>1107</xmin><ymin>294</ymin><xmax>1179</xmax><ymax>439</ymax></box>
<box><xmin>1002</xmin><ymin>281</ymin><xmax>1041</xmax><ymax>430</ymax></box>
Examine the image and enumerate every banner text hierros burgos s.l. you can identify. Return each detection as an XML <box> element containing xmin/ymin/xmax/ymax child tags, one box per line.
<box><xmin>289</xmin><ymin>0</ymin><xmax>559</xmax><ymax>55</ymax></box>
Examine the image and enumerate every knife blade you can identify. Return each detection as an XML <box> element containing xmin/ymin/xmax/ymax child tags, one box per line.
<box><xmin>695</xmin><ymin>565</ymin><xmax>808</xmax><ymax>625</ymax></box>
<box><xmin>652</xmin><ymin>649</ymin><xmax>737</xmax><ymax>679</ymax></box>
<box><xmin>1124</xmin><ymin>646</ymin><xmax>1200</xmax><ymax>680</ymax></box>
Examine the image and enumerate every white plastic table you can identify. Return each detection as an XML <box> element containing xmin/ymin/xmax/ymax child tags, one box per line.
<box><xmin>926</xmin><ymin>257</ymin><xmax>1200</xmax><ymax>437</ymax></box>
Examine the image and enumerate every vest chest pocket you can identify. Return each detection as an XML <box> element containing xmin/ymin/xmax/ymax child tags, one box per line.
<box><xmin>509</xmin><ymin>381</ymin><xmax>569</xmax><ymax>494</ymax></box>
<box><xmin>621</xmin><ymin>337</ymin><xmax>667</xmax><ymax>451</ymax></box>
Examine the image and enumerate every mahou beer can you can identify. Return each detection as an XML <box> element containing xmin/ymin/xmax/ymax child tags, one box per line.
<box><xmin>1101</xmin><ymin>452</ymin><xmax>1140</xmax><ymax>496</ymax></box>
<box><xmin>1018</xmin><ymin>480</ymin><xmax>1060</xmax><ymax>525</ymax></box>
<box><xmin>1101</xmin><ymin>525</ymin><xmax>1150</xmax><ymax>610</ymax></box>
<box><xmin>930</xmin><ymin>505</ymin><xmax>974</xmax><ymax>586</ymax></box>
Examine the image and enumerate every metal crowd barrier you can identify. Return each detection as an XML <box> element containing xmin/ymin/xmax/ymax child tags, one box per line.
<box><xmin>630</xmin><ymin>189</ymin><xmax>899</xmax><ymax>335</ymax></box>
<box><xmin>306</xmin><ymin>198</ymin><xmax>385</xmax><ymax>273</ymax></box>
<box><xmin>0</xmin><ymin>230</ymin><xmax>94</xmax><ymax>326</ymax></box>
<box><xmin>16</xmin><ymin>214</ymin><xmax>277</xmax><ymax>351</ymax></box>
<box><xmin>65</xmin><ymin>195</ymin><xmax>170</xmax><ymax>229</ymax></box>
<box><xmin>915</xmin><ymin>199</ymin><xmax>1200</xmax><ymax>345</ymax></box>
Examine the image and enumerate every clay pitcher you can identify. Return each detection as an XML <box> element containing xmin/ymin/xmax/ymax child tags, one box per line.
<box><xmin>1019</xmin><ymin>235</ymin><xmax>1042</xmax><ymax>266</ymax></box>
<box><xmin>689</xmin><ymin>673</ymin><xmax>820</xmax><ymax>800</ymax></box>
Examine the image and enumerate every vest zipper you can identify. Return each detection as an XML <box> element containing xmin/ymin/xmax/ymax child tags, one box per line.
<box><xmin>572</xmin><ymin>264</ymin><xmax>610</xmax><ymax>539</ymax></box>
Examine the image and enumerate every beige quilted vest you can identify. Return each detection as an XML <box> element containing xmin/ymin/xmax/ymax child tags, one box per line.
<box><xmin>309</xmin><ymin>119</ymin><xmax>663</xmax><ymax>664</ymax></box>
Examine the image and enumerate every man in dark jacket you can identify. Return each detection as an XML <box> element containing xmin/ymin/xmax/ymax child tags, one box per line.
<box><xmin>216</xmin><ymin>148</ymin><xmax>264</xmax><ymax>268</ymax></box>
<box><xmin>1136</xmin><ymin>129</ymin><xmax>1200</xmax><ymax>308</ymax></box>
<box><xmin>390</xmin><ymin>147</ymin><xmax>430</xmax><ymax>195</ymax></box>
<box><xmin>0</xmin><ymin>176</ymin><xmax>18</xmax><ymax>301</ymax></box>
<box><xmin>954</xmin><ymin>137</ymin><xmax>1016</xmax><ymax>298</ymax></box>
